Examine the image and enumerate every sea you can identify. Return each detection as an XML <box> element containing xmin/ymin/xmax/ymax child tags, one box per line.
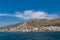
<box><xmin>0</xmin><ymin>32</ymin><xmax>60</xmax><ymax>40</ymax></box>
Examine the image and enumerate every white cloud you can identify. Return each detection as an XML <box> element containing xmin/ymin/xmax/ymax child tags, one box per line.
<box><xmin>15</xmin><ymin>10</ymin><xmax>59</xmax><ymax>20</ymax></box>
<box><xmin>0</xmin><ymin>10</ymin><xmax>59</xmax><ymax>20</ymax></box>
<box><xmin>0</xmin><ymin>14</ymin><xmax>8</xmax><ymax>16</ymax></box>
<box><xmin>0</xmin><ymin>14</ymin><xmax>14</xmax><ymax>17</ymax></box>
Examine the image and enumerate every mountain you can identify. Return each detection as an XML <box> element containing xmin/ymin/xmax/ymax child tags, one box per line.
<box><xmin>0</xmin><ymin>18</ymin><xmax>60</xmax><ymax>32</ymax></box>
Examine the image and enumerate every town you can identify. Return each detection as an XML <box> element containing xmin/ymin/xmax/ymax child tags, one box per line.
<box><xmin>0</xmin><ymin>26</ymin><xmax>60</xmax><ymax>32</ymax></box>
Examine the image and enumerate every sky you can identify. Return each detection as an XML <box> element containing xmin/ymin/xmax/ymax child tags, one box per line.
<box><xmin>0</xmin><ymin>0</ymin><xmax>60</xmax><ymax>27</ymax></box>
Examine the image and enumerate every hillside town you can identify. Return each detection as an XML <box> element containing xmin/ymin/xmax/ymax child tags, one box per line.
<box><xmin>0</xmin><ymin>18</ymin><xmax>60</xmax><ymax>32</ymax></box>
<box><xmin>0</xmin><ymin>26</ymin><xmax>60</xmax><ymax>32</ymax></box>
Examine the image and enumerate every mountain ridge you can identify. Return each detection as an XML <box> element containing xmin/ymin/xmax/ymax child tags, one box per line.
<box><xmin>0</xmin><ymin>18</ymin><xmax>60</xmax><ymax>32</ymax></box>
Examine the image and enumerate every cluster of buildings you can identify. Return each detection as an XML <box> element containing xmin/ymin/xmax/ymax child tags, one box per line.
<box><xmin>0</xmin><ymin>26</ymin><xmax>60</xmax><ymax>32</ymax></box>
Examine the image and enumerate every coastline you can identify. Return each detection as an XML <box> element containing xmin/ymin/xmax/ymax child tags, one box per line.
<box><xmin>0</xmin><ymin>26</ymin><xmax>60</xmax><ymax>32</ymax></box>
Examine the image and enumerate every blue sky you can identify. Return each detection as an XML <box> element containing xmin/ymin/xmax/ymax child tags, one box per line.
<box><xmin>0</xmin><ymin>0</ymin><xmax>60</xmax><ymax>27</ymax></box>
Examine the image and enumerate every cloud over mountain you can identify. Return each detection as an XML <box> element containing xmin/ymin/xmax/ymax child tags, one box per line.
<box><xmin>15</xmin><ymin>10</ymin><xmax>59</xmax><ymax>20</ymax></box>
<box><xmin>0</xmin><ymin>10</ymin><xmax>59</xmax><ymax>20</ymax></box>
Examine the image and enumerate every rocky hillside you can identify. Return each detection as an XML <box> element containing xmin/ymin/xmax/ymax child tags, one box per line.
<box><xmin>0</xmin><ymin>18</ymin><xmax>60</xmax><ymax>32</ymax></box>
<box><xmin>26</xmin><ymin>18</ymin><xmax>60</xmax><ymax>27</ymax></box>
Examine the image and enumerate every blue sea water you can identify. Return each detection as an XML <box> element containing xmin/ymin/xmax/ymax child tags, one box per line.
<box><xmin>0</xmin><ymin>32</ymin><xmax>60</xmax><ymax>40</ymax></box>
